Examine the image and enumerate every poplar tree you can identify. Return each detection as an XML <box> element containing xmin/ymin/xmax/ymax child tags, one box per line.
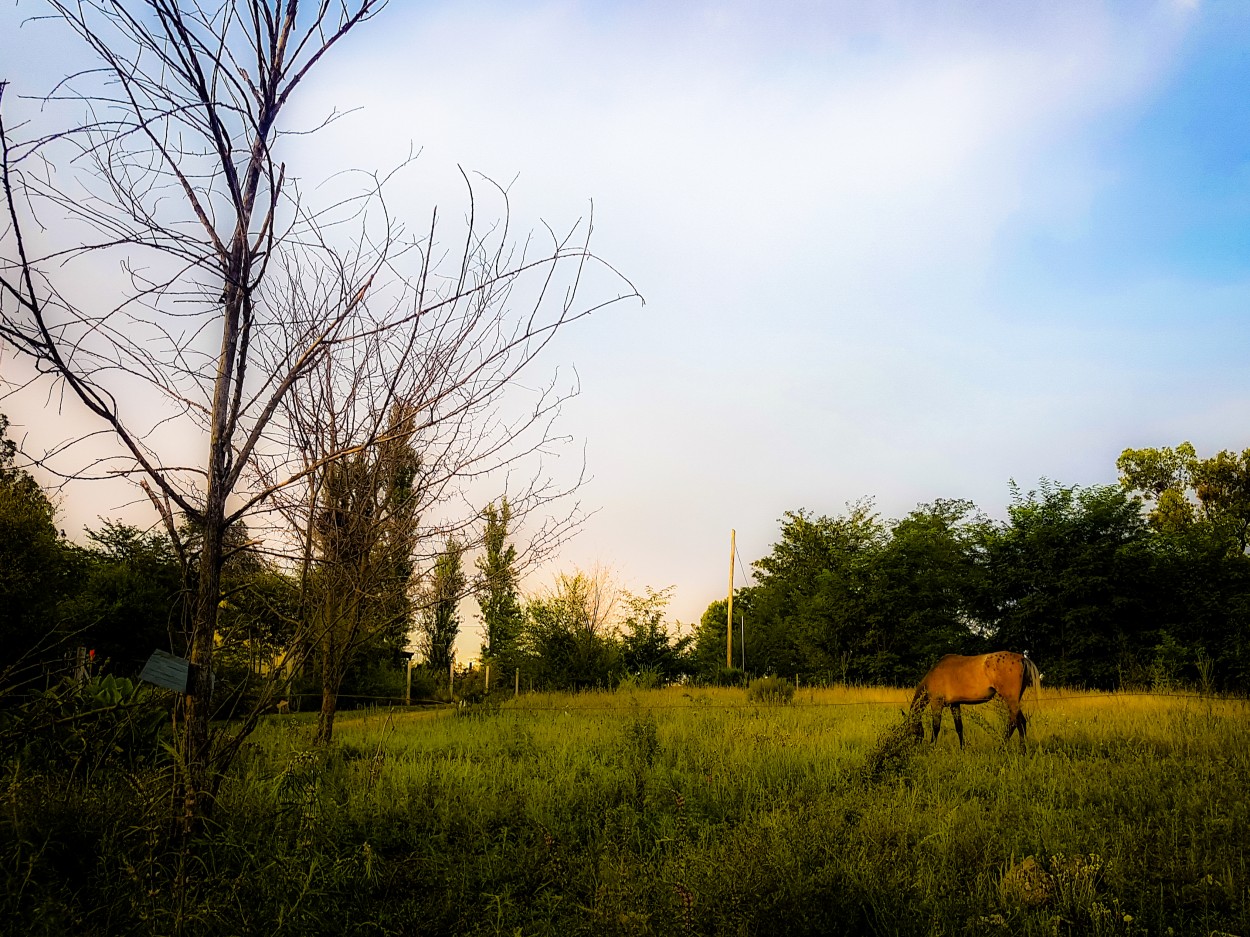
<box><xmin>419</xmin><ymin>537</ymin><xmax>465</xmax><ymax>674</ymax></box>
<box><xmin>477</xmin><ymin>499</ymin><xmax>524</xmax><ymax>669</ymax></box>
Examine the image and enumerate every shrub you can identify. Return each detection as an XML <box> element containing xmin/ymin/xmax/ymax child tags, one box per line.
<box><xmin>617</xmin><ymin>669</ymin><xmax>662</xmax><ymax>691</ymax></box>
<box><xmin>746</xmin><ymin>675</ymin><xmax>794</xmax><ymax>704</ymax></box>
<box><xmin>2</xmin><ymin>673</ymin><xmax>168</xmax><ymax>771</ymax></box>
<box><xmin>406</xmin><ymin>665</ymin><xmax>444</xmax><ymax>703</ymax></box>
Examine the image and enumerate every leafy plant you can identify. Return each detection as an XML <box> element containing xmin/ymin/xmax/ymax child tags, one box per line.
<box><xmin>746</xmin><ymin>674</ymin><xmax>795</xmax><ymax>704</ymax></box>
<box><xmin>2</xmin><ymin>674</ymin><xmax>168</xmax><ymax>772</ymax></box>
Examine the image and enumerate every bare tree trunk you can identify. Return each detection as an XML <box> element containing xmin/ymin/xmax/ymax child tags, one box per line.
<box><xmin>316</xmin><ymin>684</ymin><xmax>338</xmax><ymax>747</ymax></box>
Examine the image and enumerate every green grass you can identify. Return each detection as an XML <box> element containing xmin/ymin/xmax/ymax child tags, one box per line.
<box><xmin>4</xmin><ymin>686</ymin><xmax>1249</xmax><ymax>935</ymax></box>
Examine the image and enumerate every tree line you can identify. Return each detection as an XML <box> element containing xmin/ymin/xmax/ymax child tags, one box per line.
<box><xmin>0</xmin><ymin>414</ymin><xmax>693</xmax><ymax>728</ymax></box>
<box><xmin>7</xmin><ymin>402</ymin><xmax>1248</xmax><ymax>711</ymax></box>
<box><xmin>693</xmin><ymin>444</ymin><xmax>1250</xmax><ymax>692</ymax></box>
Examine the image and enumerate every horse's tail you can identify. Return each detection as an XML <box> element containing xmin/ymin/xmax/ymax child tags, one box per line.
<box><xmin>1021</xmin><ymin>654</ymin><xmax>1042</xmax><ymax>702</ymax></box>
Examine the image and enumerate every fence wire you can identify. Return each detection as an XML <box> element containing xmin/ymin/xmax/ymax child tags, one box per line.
<box><xmin>310</xmin><ymin>687</ymin><xmax>1248</xmax><ymax>716</ymax></box>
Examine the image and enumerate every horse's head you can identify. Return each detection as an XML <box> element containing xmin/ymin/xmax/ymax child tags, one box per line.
<box><xmin>909</xmin><ymin>686</ymin><xmax>929</xmax><ymax>739</ymax></box>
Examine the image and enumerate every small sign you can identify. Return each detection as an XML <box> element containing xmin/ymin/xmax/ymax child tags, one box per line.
<box><xmin>139</xmin><ymin>649</ymin><xmax>194</xmax><ymax>694</ymax></box>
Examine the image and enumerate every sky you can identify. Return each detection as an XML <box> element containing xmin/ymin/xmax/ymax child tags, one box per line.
<box><xmin>4</xmin><ymin>0</ymin><xmax>1250</xmax><ymax>650</ymax></box>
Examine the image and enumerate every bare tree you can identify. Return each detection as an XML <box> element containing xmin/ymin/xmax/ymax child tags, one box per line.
<box><xmin>258</xmin><ymin>224</ymin><xmax>623</xmax><ymax>743</ymax></box>
<box><xmin>0</xmin><ymin>2</ymin><xmax>636</xmax><ymax>829</ymax></box>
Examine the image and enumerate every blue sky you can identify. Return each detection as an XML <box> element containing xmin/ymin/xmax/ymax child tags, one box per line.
<box><xmin>4</xmin><ymin>1</ymin><xmax>1250</xmax><ymax>643</ymax></box>
<box><xmin>993</xmin><ymin>10</ymin><xmax>1250</xmax><ymax>294</ymax></box>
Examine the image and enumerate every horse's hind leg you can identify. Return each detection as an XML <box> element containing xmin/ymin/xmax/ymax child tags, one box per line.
<box><xmin>1005</xmin><ymin>702</ymin><xmax>1026</xmax><ymax>743</ymax></box>
<box><xmin>951</xmin><ymin>704</ymin><xmax>965</xmax><ymax>749</ymax></box>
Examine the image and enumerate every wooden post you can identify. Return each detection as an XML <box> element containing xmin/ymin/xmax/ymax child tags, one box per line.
<box><xmin>449</xmin><ymin>655</ymin><xmax>455</xmax><ymax>697</ymax></box>
<box><xmin>727</xmin><ymin>529</ymin><xmax>735</xmax><ymax>670</ymax></box>
<box><xmin>515</xmin><ymin>668</ymin><xmax>520</xmax><ymax>696</ymax></box>
<box><xmin>485</xmin><ymin>664</ymin><xmax>491</xmax><ymax>694</ymax></box>
<box><xmin>405</xmin><ymin>659</ymin><xmax>413</xmax><ymax>705</ymax></box>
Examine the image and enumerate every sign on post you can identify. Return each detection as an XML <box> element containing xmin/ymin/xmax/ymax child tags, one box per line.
<box><xmin>139</xmin><ymin>649</ymin><xmax>195</xmax><ymax>694</ymax></box>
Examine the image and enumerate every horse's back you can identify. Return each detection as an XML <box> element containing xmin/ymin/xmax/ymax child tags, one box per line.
<box><xmin>920</xmin><ymin>651</ymin><xmax>1029</xmax><ymax>703</ymax></box>
<box><xmin>982</xmin><ymin>650</ymin><xmax>1028</xmax><ymax>685</ymax></box>
<box><xmin>921</xmin><ymin>653</ymin><xmax>992</xmax><ymax>701</ymax></box>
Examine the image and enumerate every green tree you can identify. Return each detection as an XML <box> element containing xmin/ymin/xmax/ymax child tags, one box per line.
<box><xmin>975</xmin><ymin>481</ymin><xmax>1156</xmax><ymax>687</ymax></box>
<box><xmin>215</xmin><ymin>564</ymin><xmax>302</xmax><ymax>685</ymax></box>
<box><xmin>418</xmin><ymin>538</ymin><xmax>466</xmax><ymax>675</ymax></box>
<box><xmin>309</xmin><ymin>406</ymin><xmax>420</xmax><ymax>744</ymax></box>
<box><xmin>477</xmin><ymin>499</ymin><xmax>524</xmax><ymax>673</ymax></box>
<box><xmin>58</xmin><ymin>522</ymin><xmax>186</xmax><ymax>678</ymax></box>
<box><xmin>861</xmin><ymin>499</ymin><xmax>987</xmax><ymax>683</ymax></box>
<box><xmin>1118</xmin><ymin>442</ymin><xmax>1250</xmax><ymax>549</ymax></box>
<box><xmin>0</xmin><ymin>414</ymin><xmax>74</xmax><ymax>687</ymax></box>
<box><xmin>520</xmin><ymin>569</ymin><xmax>621</xmax><ymax>689</ymax></box>
<box><xmin>619</xmin><ymin>586</ymin><xmax>692</xmax><ymax>684</ymax></box>
<box><xmin>750</xmin><ymin>503</ymin><xmax>886</xmax><ymax>682</ymax></box>
<box><xmin>703</xmin><ymin>500</ymin><xmax>987</xmax><ymax>686</ymax></box>
<box><xmin>1190</xmin><ymin>448</ymin><xmax>1250</xmax><ymax>552</ymax></box>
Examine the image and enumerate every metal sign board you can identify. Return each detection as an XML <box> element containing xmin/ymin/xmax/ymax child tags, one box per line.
<box><xmin>139</xmin><ymin>649</ymin><xmax>194</xmax><ymax>694</ymax></box>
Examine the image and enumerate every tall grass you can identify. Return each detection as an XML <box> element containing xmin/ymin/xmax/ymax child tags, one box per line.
<box><xmin>3</xmin><ymin>685</ymin><xmax>1247</xmax><ymax>935</ymax></box>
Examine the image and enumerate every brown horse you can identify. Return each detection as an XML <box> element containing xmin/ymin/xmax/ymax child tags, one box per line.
<box><xmin>911</xmin><ymin>651</ymin><xmax>1041</xmax><ymax>748</ymax></box>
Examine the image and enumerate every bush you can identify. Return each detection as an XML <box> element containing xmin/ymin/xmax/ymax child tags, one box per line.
<box><xmin>617</xmin><ymin>669</ymin><xmax>662</xmax><ymax>691</ymax></box>
<box><xmin>2</xmin><ymin>673</ymin><xmax>168</xmax><ymax>771</ymax></box>
<box><xmin>407</xmin><ymin>665</ymin><xmax>445</xmax><ymax>703</ymax></box>
<box><xmin>746</xmin><ymin>675</ymin><xmax>794</xmax><ymax>704</ymax></box>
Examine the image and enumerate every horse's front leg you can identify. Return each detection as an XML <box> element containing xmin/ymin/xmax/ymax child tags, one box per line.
<box><xmin>930</xmin><ymin>702</ymin><xmax>943</xmax><ymax>743</ymax></box>
<box><xmin>951</xmin><ymin>704</ymin><xmax>965</xmax><ymax>749</ymax></box>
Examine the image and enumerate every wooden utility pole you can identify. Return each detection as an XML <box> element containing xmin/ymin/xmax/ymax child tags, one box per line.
<box><xmin>727</xmin><ymin>529</ymin><xmax>735</xmax><ymax>669</ymax></box>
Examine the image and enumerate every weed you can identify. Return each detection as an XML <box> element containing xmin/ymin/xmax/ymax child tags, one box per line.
<box><xmin>858</xmin><ymin>709</ymin><xmax>922</xmax><ymax>783</ymax></box>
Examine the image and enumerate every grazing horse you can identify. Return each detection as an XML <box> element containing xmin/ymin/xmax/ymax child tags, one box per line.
<box><xmin>911</xmin><ymin>651</ymin><xmax>1041</xmax><ymax>748</ymax></box>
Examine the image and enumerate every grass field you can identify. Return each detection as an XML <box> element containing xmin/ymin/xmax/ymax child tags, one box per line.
<box><xmin>6</xmin><ymin>685</ymin><xmax>1249</xmax><ymax>936</ymax></box>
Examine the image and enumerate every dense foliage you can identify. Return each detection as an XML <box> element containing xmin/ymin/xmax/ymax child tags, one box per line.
<box><xmin>695</xmin><ymin>455</ymin><xmax>1250</xmax><ymax>690</ymax></box>
<box><xmin>7</xmin><ymin>408</ymin><xmax>1250</xmax><ymax>699</ymax></box>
